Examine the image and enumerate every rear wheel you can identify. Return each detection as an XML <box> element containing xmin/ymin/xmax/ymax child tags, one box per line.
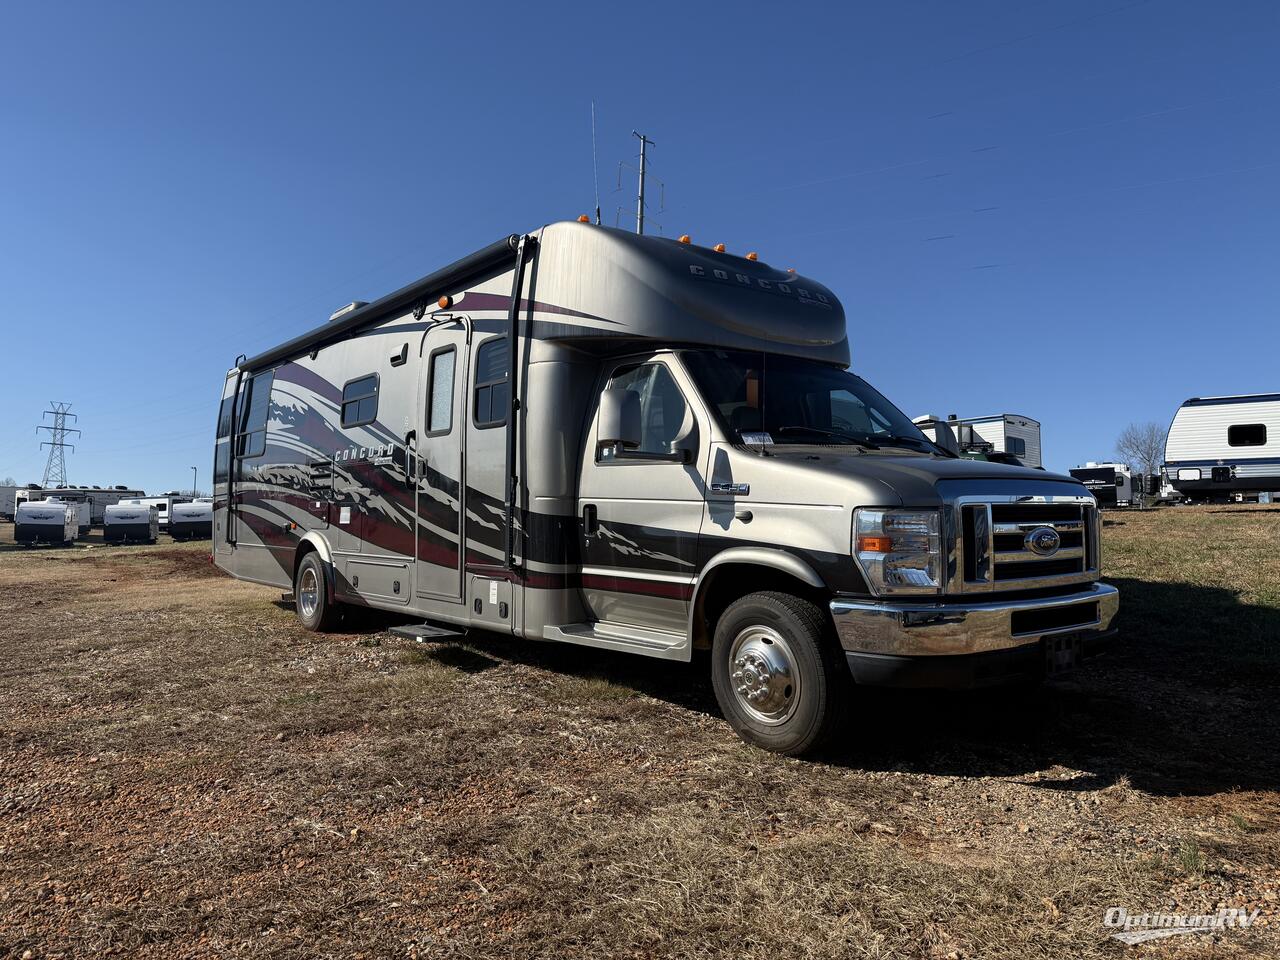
<box><xmin>711</xmin><ymin>591</ymin><xmax>849</xmax><ymax>756</ymax></box>
<box><xmin>295</xmin><ymin>552</ymin><xmax>340</xmax><ymax>631</ymax></box>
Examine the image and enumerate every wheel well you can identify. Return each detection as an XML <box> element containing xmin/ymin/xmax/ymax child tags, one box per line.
<box><xmin>293</xmin><ymin>542</ymin><xmax>318</xmax><ymax>588</ymax></box>
<box><xmin>691</xmin><ymin>563</ymin><xmax>830</xmax><ymax>651</ymax></box>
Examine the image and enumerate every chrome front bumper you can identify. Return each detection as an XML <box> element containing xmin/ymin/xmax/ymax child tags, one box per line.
<box><xmin>830</xmin><ymin>582</ymin><xmax>1120</xmax><ymax>687</ymax></box>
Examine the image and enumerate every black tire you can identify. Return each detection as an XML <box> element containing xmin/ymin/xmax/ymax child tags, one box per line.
<box><xmin>710</xmin><ymin>591</ymin><xmax>849</xmax><ymax>756</ymax></box>
<box><xmin>294</xmin><ymin>552</ymin><xmax>341</xmax><ymax>631</ymax></box>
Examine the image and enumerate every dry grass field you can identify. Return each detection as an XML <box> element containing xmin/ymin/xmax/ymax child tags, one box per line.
<box><xmin>1</xmin><ymin>507</ymin><xmax>1278</xmax><ymax>959</ymax></box>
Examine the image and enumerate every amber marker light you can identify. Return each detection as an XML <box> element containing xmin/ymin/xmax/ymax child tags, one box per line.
<box><xmin>746</xmin><ymin>251</ymin><xmax>759</xmax><ymax>261</ymax></box>
<box><xmin>856</xmin><ymin>535</ymin><xmax>895</xmax><ymax>554</ymax></box>
<box><xmin>713</xmin><ymin>243</ymin><xmax>726</xmax><ymax>253</ymax></box>
<box><xmin>678</xmin><ymin>234</ymin><xmax>691</xmax><ymax>244</ymax></box>
<box><xmin>438</xmin><ymin>295</ymin><xmax>453</xmax><ymax>309</ymax></box>
<box><xmin>577</xmin><ymin>214</ymin><xmax>590</xmax><ymax>222</ymax></box>
<box><xmin>788</xmin><ymin>268</ymin><xmax>797</xmax><ymax>273</ymax></box>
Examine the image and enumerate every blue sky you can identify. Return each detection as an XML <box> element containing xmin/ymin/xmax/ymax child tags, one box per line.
<box><xmin>2</xmin><ymin>1</ymin><xmax>1277</xmax><ymax>490</ymax></box>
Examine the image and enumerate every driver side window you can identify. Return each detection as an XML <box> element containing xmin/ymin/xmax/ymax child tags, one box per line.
<box><xmin>599</xmin><ymin>362</ymin><xmax>688</xmax><ymax>461</ymax></box>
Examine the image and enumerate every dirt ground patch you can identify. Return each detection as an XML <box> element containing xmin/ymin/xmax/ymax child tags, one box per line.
<box><xmin>1</xmin><ymin>509</ymin><xmax>1277</xmax><ymax>958</ymax></box>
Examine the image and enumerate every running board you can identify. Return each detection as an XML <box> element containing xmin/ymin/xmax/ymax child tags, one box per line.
<box><xmin>543</xmin><ymin>621</ymin><xmax>690</xmax><ymax>662</ymax></box>
<box><xmin>388</xmin><ymin>623</ymin><xmax>466</xmax><ymax>642</ymax></box>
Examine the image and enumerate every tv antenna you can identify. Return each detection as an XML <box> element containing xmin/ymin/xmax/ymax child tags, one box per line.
<box><xmin>615</xmin><ymin>131</ymin><xmax>664</xmax><ymax>235</ymax></box>
<box><xmin>37</xmin><ymin>401</ymin><xmax>80</xmax><ymax>487</ymax></box>
<box><xmin>590</xmin><ymin>101</ymin><xmax>602</xmax><ymax>225</ymax></box>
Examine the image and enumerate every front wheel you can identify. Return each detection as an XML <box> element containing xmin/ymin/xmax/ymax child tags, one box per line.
<box><xmin>711</xmin><ymin>591</ymin><xmax>849</xmax><ymax>756</ymax></box>
<box><xmin>295</xmin><ymin>552</ymin><xmax>340</xmax><ymax>631</ymax></box>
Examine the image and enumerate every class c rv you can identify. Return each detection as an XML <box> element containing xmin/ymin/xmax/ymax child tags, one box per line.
<box><xmin>103</xmin><ymin>503</ymin><xmax>159</xmax><ymax>544</ymax></box>
<box><xmin>1165</xmin><ymin>393</ymin><xmax>1280</xmax><ymax>502</ymax></box>
<box><xmin>14</xmin><ymin>501</ymin><xmax>77</xmax><ymax>546</ymax></box>
<box><xmin>212</xmin><ymin>221</ymin><xmax>1119</xmax><ymax>755</ymax></box>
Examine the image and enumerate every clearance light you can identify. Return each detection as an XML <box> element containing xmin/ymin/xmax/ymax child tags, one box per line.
<box><xmin>438</xmin><ymin>295</ymin><xmax>453</xmax><ymax>309</ymax></box>
<box><xmin>788</xmin><ymin>268</ymin><xmax>797</xmax><ymax>274</ymax></box>
<box><xmin>577</xmin><ymin>214</ymin><xmax>590</xmax><ymax>222</ymax></box>
<box><xmin>713</xmin><ymin>243</ymin><xmax>726</xmax><ymax>253</ymax></box>
<box><xmin>678</xmin><ymin>234</ymin><xmax>691</xmax><ymax>244</ymax></box>
<box><xmin>746</xmin><ymin>251</ymin><xmax>759</xmax><ymax>261</ymax></box>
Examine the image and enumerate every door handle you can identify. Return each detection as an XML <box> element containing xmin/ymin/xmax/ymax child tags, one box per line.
<box><xmin>582</xmin><ymin>503</ymin><xmax>598</xmax><ymax>536</ymax></box>
<box><xmin>404</xmin><ymin>430</ymin><xmax>417</xmax><ymax>486</ymax></box>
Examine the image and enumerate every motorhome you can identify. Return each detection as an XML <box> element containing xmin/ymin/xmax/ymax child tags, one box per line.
<box><xmin>103</xmin><ymin>503</ymin><xmax>159</xmax><ymax>544</ymax></box>
<box><xmin>14</xmin><ymin>501</ymin><xmax>77</xmax><ymax>546</ymax></box>
<box><xmin>1165</xmin><ymin>393</ymin><xmax>1280</xmax><ymax>502</ymax></box>
<box><xmin>1069</xmin><ymin>462</ymin><xmax>1134</xmax><ymax>508</ymax></box>
<box><xmin>169</xmin><ymin>500</ymin><xmax>213</xmax><ymax>541</ymax></box>
<box><xmin>7</xmin><ymin>485</ymin><xmax>145</xmax><ymax>524</ymax></box>
<box><xmin>119</xmin><ymin>495</ymin><xmax>190</xmax><ymax>530</ymax></box>
<box><xmin>212</xmin><ymin>220</ymin><xmax>1118</xmax><ymax>755</ymax></box>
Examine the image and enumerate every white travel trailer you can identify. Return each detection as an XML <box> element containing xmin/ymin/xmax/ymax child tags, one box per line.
<box><xmin>119</xmin><ymin>495</ymin><xmax>190</xmax><ymax>530</ymax></box>
<box><xmin>1165</xmin><ymin>393</ymin><xmax>1280</xmax><ymax>502</ymax></box>
<box><xmin>212</xmin><ymin>220</ymin><xmax>1118</xmax><ymax>755</ymax></box>
<box><xmin>14</xmin><ymin>501</ymin><xmax>77</xmax><ymax>546</ymax></box>
<box><xmin>169</xmin><ymin>500</ymin><xmax>213</xmax><ymax>541</ymax></box>
<box><xmin>103</xmin><ymin>503</ymin><xmax>159</xmax><ymax>544</ymax></box>
<box><xmin>1069</xmin><ymin>462</ymin><xmax>1134</xmax><ymax>508</ymax></box>
<box><xmin>940</xmin><ymin>414</ymin><xmax>1042</xmax><ymax>468</ymax></box>
<box><xmin>44</xmin><ymin>497</ymin><xmax>91</xmax><ymax>536</ymax></box>
<box><xmin>6</xmin><ymin>485</ymin><xmax>145</xmax><ymax>524</ymax></box>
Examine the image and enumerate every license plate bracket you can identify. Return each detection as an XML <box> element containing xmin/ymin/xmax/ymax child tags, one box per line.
<box><xmin>1044</xmin><ymin>633</ymin><xmax>1083</xmax><ymax>676</ymax></box>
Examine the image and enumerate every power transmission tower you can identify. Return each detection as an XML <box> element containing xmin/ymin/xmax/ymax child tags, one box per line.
<box><xmin>37</xmin><ymin>402</ymin><xmax>80</xmax><ymax>487</ymax></box>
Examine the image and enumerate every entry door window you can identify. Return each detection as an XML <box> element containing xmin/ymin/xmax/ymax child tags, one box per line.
<box><xmin>600</xmin><ymin>363</ymin><xmax>688</xmax><ymax>461</ymax></box>
<box><xmin>427</xmin><ymin>347</ymin><xmax>456</xmax><ymax>435</ymax></box>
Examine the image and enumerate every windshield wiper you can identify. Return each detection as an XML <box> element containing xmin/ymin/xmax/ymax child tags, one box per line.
<box><xmin>773</xmin><ymin>425</ymin><xmax>880</xmax><ymax>448</ymax></box>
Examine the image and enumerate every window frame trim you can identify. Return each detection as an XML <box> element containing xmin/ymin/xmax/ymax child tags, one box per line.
<box><xmin>234</xmin><ymin>369</ymin><xmax>275</xmax><ymax>461</ymax></box>
<box><xmin>340</xmin><ymin>372</ymin><xmax>381</xmax><ymax>429</ymax></box>
<box><xmin>424</xmin><ymin>345</ymin><xmax>458</xmax><ymax>438</ymax></box>
<box><xmin>1227</xmin><ymin>423</ymin><xmax>1267</xmax><ymax>448</ymax></box>
<box><xmin>472</xmin><ymin>335</ymin><xmax>510</xmax><ymax>430</ymax></box>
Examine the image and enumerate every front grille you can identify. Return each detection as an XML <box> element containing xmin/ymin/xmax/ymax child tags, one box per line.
<box><xmin>957</xmin><ymin>499</ymin><xmax>1098</xmax><ymax>593</ymax></box>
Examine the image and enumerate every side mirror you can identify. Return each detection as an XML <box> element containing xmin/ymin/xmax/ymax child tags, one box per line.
<box><xmin>598</xmin><ymin>388</ymin><xmax>642</xmax><ymax>450</ymax></box>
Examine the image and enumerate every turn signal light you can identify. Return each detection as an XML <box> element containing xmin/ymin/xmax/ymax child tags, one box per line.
<box><xmin>856</xmin><ymin>535</ymin><xmax>895</xmax><ymax>554</ymax></box>
<box><xmin>678</xmin><ymin>234</ymin><xmax>691</xmax><ymax>244</ymax></box>
<box><xmin>713</xmin><ymin>243</ymin><xmax>726</xmax><ymax>253</ymax></box>
<box><xmin>746</xmin><ymin>251</ymin><xmax>759</xmax><ymax>261</ymax></box>
<box><xmin>438</xmin><ymin>295</ymin><xmax>453</xmax><ymax>309</ymax></box>
<box><xmin>577</xmin><ymin>214</ymin><xmax>590</xmax><ymax>222</ymax></box>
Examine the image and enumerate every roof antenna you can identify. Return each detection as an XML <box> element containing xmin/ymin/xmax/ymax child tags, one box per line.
<box><xmin>591</xmin><ymin>100</ymin><xmax>602</xmax><ymax>226</ymax></box>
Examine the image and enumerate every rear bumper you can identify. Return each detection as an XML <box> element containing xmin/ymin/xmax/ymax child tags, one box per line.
<box><xmin>831</xmin><ymin>582</ymin><xmax>1119</xmax><ymax>688</ymax></box>
<box><xmin>104</xmin><ymin>523</ymin><xmax>154</xmax><ymax>542</ymax></box>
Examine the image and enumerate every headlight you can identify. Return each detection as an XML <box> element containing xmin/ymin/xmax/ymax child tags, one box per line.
<box><xmin>853</xmin><ymin>508</ymin><xmax>942</xmax><ymax>595</ymax></box>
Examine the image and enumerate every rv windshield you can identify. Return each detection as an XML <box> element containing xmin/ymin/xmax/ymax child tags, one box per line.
<box><xmin>681</xmin><ymin>349</ymin><xmax>936</xmax><ymax>451</ymax></box>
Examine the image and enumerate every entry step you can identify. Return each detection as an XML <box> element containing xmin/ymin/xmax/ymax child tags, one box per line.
<box><xmin>389</xmin><ymin>622</ymin><xmax>466</xmax><ymax>642</ymax></box>
<box><xmin>544</xmin><ymin>621</ymin><xmax>688</xmax><ymax>662</ymax></box>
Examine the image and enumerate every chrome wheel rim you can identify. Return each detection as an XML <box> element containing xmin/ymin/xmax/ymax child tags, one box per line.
<box><xmin>298</xmin><ymin>567</ymin><xmax>320</xmax><ymax>619</ymax></box>
<box><xmin>729</xmin><ymin>625</ymin><xmax>800</xmax><ymax>725</ymax></box>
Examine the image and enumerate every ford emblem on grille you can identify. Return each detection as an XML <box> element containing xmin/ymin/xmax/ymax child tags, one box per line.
<box><xmin>1025</xmin><ymin>526</ymin><xmax>1061</xmax><ymax>557</ymax></box>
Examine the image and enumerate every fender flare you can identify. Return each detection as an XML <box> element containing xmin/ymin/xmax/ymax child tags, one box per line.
<box><xmin>688</xmin><ymin>547</ymin><xmax>826</xmax><ymax>642</ymax></box>
<box><xmin>295</xmin><ymin>532</ymin><xmax>337</xmax><ymax>601</ymax></box>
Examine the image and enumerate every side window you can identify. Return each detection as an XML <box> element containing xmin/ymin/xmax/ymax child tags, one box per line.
<box><xmin>600</xmin><ymin>362</ymin><xmax>688</xmax><ymax>461</ymax></box>
<box><xmin>1228</xmin><ymin>424</ymin><xmax>1266</xmax><ymax>447</ymax></box>
<box><xmin>216</xmin><ymin>395</ymin><xmax>234</xmax><ymax>438</ymax></box>
<box><xmin>427</xmin><ymin>347</ymin><xmax>456</xmax><ymax>435</ymax></box>
<box><xmin>473</xmin><ymin>337</ymin><xmax>509</xmax><ymax>428</ymax></box>
<box><xmin>341</xmin><ymin>374</ymin><xmax>379</xmax><ymax>428</ymax></box>
<box><xmin>236</xmin><ymin>370</ymin><xmax>274</xmax><ymax>459</ymax></box>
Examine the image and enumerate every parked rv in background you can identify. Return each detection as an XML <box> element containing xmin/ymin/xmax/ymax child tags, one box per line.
<box><xmin>119</xmin><ymin>495</ymin><xmax>190</xmax><ymax>530</ymax></box>
<box><xmin>44</xmin><ymin>497</ymin><xmax>91</xmax><ymax>536</ymax></box>
<box><xmin>1165</xmin><ymin>393</ymin><xmax>1280</xmax><ymax>502</ymax></box>
<box><xmin>1070</xmin><ymin>462</ymin><xmax>1134</xmax><ymax>508</ymax></box>
<box><xmin>913</xmin><ymin>413</ymin><xmax>1042</xmax><ymax>467</ymax></box>
<box><xmin>169</xmin><ymin>500</ymin><xmax>213</xmax><ymax>541</ymax></box>
<box><xmin>14</xmin><ymin>501</ymin><xmax>77</xmax><ymax>546</ymax></box>
<box><xmin>103</xmin><ymin>504</ymin><xmax>159</xmax><ymax>544</ymax></box>
<box><xmin>3</xmin><ymin>485</ymin><xmax>145</xmax><ymax>524</ymax></box>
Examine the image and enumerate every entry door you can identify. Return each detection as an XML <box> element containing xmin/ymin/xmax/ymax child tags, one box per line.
<box><xmin>577</xmin><ymin>356</ymin><xmax>706</xmax><ymax>633</ymax></box>
<box><xmin>414</xmin><ymin>320</ymin><xmax>469</xmax><ymax>601</ymax></box>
